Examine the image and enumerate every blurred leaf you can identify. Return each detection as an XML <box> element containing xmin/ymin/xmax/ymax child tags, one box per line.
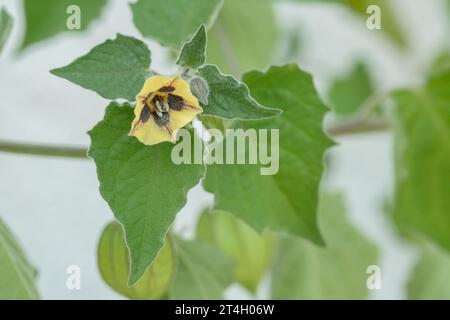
<box><xmin>176</xmin><ymin>25</ymin><xmax>207</xmax><ymax>69</ymax></box>
<box><xmin>408</xmin><ymin>246</ymin><xmax>450</xmax><ymax>299</ymax></box>
<box><xmin>206</xmin><ymin>0</ymin><xmax>278</xmax><ymax>76</ymax></box>
<box><xmin>203</xmin><ymin>64</ymin><xmax>334</xmax><ymax>245</ymax></box>
<box><xmin>392</xmin><ymin>69</ymin><xmax>450</xmax><ymax>251</ymax></box>
<box><xmin>88</xmin><ymin>102</ymin><xmax>205</xmax><ymax>285</ymax></box>
<box><xmin>198</xmin><ymin>64</ymin><xmax>282</xmax><ymax>120</ymax></box>
<box><xmin>281</xmin><ymin>0</ymin><xmax>336</xmax><ymax>2</ymax></box>
<box><xmin>271</xmin><ymin>193</ymin><xmax>378</xmax><ymax>299</ymax></box>
<box><xmin>344</xmin><ymin>0</ymin><xmax>407</xmax><ymax>47</ymax></box>
<box><xmin>328</xmin><ymin>62</ymin><xmax>374</xmax><ymax>116</ymax></box>
<box><xmin>277</xmin><ymin>28</ymin><xmax>303</xmax><ymax>64</ymax></box>
<box><xmin>51</xmin><ymin>34</ymin><xmax>151</xmax><ymax>101</ymax></box>
<box><xmin>283</xmin><ymin>0</ymin><xmax>407</xmax><ymax>47</ymax></box>
<box><xmin>131</xmin><ymin>0</ymin><xmax>222</xmax><ymax>48</ymax></box>
<box><xmin>429</xmin><ymin>51</ymin><xmax>450</xmax><ymax>76</ymax></box>
<box><xmin>447</xmin><ymin>0</ymin><xmax>450</xmax><ymax>26</ymax></box>
<box><xmin>97</xmin><ymin>221</ymin><xmax>173</xmax><ymax>300</ymax></box>
<box><xmin>0</xmin><ymin>217</ymin><xmax>40</xmax><ymax>299</ymax></box>
<box><xmin>21</xmin><ymin>0</ymin><xmax>106</xmax><ymax>49</ymax></box>
<box><xmin>169</xmin><ymin>237</ymin><xmax>235</xmax><ymax>299</ymax></box>
<box><xmin>196</xmin><ymin>210</ymin><xmax>273</xmax><ymax>293</ymax></box>
<box><xmin>0</xmin><ymin>7</ymin><xmax>13</xmax><ymax>54</ymax></box>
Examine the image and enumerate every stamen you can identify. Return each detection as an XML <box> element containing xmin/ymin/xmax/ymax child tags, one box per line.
<box><xmin>155</xmin><ymin>100</ymin><xmax>163</xmax><ymax>112</ymax></box>
<box><xmin>162</xmin><ymin>100</ymin><xmax>170</xmax><ymax>112</ymax></box>
<box><xmin>152</xmin><ymin>111</ymin><xmax>170</xmax><ymax>127</ymax></box>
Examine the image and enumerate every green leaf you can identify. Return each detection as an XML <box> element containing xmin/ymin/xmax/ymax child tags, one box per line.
<box><xmin>391</xmin><ymin>69</ymin><xmax>450</xmax><ymax>252</ymax></box>
<box><xmin>21</xmin><ymin>0</ymin><xmax>106</xmax><ymax>49</ymax></box>
<box><xmin>0</xmin><ymin>7</ymin><xmax>13</xmax><ymax>54</ymax></box>
<box><xmin>271</xmin><ymin>193</ymin><xmax>379</xmax><ymax>299</ymax></box>
<box><xmin>407</xmin><ymin>245</ymin><xmax>450</xmax><ymax>299</ymax></box>
<box><xmin>169</xmin><ymin>237</ymin><xmax>235</xmax><ymax>299</ymax></box>
<box><xmin>328</xmin><ymin>61</ymin><xmax>374</xmax><ymax>116</ymax></box>
<box><xmin>196</xmin><ymin>210</ymin><xmax>273</xmax><ymax>293</ymax></box>
<box><xmin>278</xmin><ymin>28</ymin><xmax>303</xmax><ymax>64</ymax></box>
<box><xmin>448</xmin><ymin>0</ymin><xmax>450</xmax><ymax>17</ymax></box>
<box><xmin>203</xmin><ymin>64</ymin><xmax>333</xmax><ymax>244</ymax></box>
<box><xmin>283</xmin><ymin>0</ymin><xmax>407</xmax><ymax>47</ymax></box>
<box><xmin>0</xmin><ymin>217</ymin><xmax>40</xmax><ymax>299</ymax></box>
<box><xmin>88</xmin><ymin>102</ymin><xmax>205</xmax><ymax>284</ymax></box>
<box><xmin>198</xmin><ymin>64</ymin><xmax>282</xmax><ymax>120</ymax></box>
<box><xmin>429</xmin><ymin>51</ymin><xmax>450</xmax><ymax>77</ymax></box>
<box><xmin>281</xmin><ymin>0</ymin><xmax>336</xmax><ymax>2</ymax></box>
<box><xmin>448</xmin><ymin>0</ymin><xmax>450</xmax><ymax>23</ymax></box>
<box><xmin>206</xmin><ymin>0</ymin><xmax>278</xmax><ymax>76</ymax></box>
<box><xmin>176</xmin><ymin>25</ymin><xmax>207</xmax><ymax>69</ymax></box>
<box><xmin>51</xmin><ymin>34</ymin><xmax>151</xmax><ymax>101</ymax></box>
<box><xmin>97</xmin><ymin>221</ymin><xmax>174</xmax><ymax>300</ymax></box>
<box><xmin>344</xmin><ymin>0</ymin><xmax>407</xmax><ymax>47</ymax></box>
<box><xmin>130</xmin><ymin>0</ymin><xmax>223</xmax><ymax>48</ymax></box>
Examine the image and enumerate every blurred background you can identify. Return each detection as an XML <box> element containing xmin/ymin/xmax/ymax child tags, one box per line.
<box><xmin>0</xmin><ymin>0</ymin><xmax>449</xmax><ymax>299</ymax></box>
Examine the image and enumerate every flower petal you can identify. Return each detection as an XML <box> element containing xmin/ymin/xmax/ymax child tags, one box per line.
<box><xmin>137</xmin><ymin>75</ymin><xmax>176</xmax><ymax>99</ymax></box>
<box><xmin>132</xmin><ymin>116</ymin><xmax>174</xmax><ymax>145</ymax></box>
<box><xmin>130</xmin><ymin>75</ymin><xmax>203</xmax><ymax>145</ymax></box>
<box><xmin>169</xmin><ymin>107</ymin><xmax>202</xmax><ymax>134</ymax></box>
<box><xmin>171</xmin><ymin>76</ymin><xmax>200</xmax><ymax>107</ymax></box>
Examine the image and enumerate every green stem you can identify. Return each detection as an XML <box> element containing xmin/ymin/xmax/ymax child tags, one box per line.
<box><xmin>0</xmin><ymin>140</ymin><xmax>88</xmax><ymax>159</ymax></box>
<box><xmin>0</xmin><ymin>117</ymin><xmax>390</xmax><ymax>159</ymax></box>
<box><xmin>326</xmin><ymin>119</ymin><xmax>390</xmax><ymax>136</ymax></box>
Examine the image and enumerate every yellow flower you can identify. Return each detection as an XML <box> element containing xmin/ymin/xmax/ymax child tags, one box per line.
<box><xmin>129</xmin><ymin>75</ymin><xmax>203</xmax><ymax>145</ymax></box>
